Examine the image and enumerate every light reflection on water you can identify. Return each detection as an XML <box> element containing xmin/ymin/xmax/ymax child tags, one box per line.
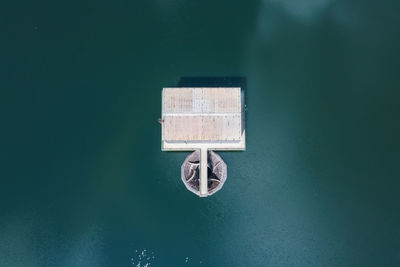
<box><xmin>129</xmin><ymin>249</ymin><xmax>205</xmax><ymax>266</ymax></box>
<box><xmin>130</xmin><ymin>249</ymin><xmax>155</xmax><ymax>267</ymax></box>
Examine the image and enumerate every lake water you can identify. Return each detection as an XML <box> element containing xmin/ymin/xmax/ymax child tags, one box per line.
<box><xmin>1</xmin><ymin>0</ymin><xmax>400</xmax><ymax>266</ymax></box>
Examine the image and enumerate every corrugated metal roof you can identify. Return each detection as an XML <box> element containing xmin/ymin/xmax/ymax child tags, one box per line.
<box><xmin>161</xmin><ymin>88</ymin><xmax>244</xmax><ymax>148</ymax></box>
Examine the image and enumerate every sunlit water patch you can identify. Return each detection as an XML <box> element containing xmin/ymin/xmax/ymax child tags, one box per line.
<box><xmin>130</xmin><ymin>249</ymin><xmax>205</xmax><ymax>266</ymax></box>
<box><xmin>131</xmin><ymin>249</ymin><xmax>155</xmax><ymax>266</ymax></box>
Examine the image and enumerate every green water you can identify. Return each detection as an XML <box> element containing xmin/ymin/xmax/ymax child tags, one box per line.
<box><xmin>1</xmin><ymin>0</ymin><xmax>400</xmax><ymax>266</ymax></box>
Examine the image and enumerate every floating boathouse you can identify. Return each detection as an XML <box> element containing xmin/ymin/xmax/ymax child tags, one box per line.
<box><xmin>160</xmin><ymin>87</ymin><xmax>245</xmax><ymax>197</ymax></box>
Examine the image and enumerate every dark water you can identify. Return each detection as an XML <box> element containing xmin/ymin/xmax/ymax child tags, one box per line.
<box><xmin>1</xmin><ymin>0</ymin><xmax>400</xmax><ymax>266</ymax></box>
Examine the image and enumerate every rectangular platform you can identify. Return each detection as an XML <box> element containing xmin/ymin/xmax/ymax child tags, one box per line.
<box><xmin>161</xmin><ymin>87</ymin><xmax>245</xmax><ymax>151</ymax></box>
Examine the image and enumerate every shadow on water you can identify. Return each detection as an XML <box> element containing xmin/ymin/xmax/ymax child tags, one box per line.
<box><xmin>177</xmin><ymin>76</ymin><xmax>246</xmax><ymax>89</ymax></box>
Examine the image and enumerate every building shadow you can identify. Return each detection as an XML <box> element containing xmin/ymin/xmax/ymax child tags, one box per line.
<box><xmin>177</xmin><ymin>76</ymin><xmax>247</xmax><ymax>91</ymax></box>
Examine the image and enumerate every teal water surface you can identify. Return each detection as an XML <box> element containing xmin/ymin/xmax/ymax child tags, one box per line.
<box><xmin>1</xmin><ymin>0</ymin><xmax>400</xmax><ymax>266</ymax></box>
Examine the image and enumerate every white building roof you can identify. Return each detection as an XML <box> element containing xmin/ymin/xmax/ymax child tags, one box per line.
<box><xmin>161</xmin><ymin>87</ymin><xmax>245</xmax><ymax>151</ymax></box>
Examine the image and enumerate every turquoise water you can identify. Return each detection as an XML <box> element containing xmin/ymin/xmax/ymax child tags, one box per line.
<box><xmin>1</xmin><ymin>0</ymin><xmax>400</xmax><ymax>266</ymax></box>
